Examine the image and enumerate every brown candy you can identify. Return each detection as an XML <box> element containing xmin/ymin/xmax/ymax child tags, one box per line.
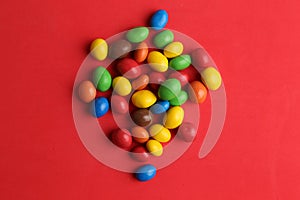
<box><xmin>131</xmin><ymin>109</ymin><xmax>152</xmax><ymax>127</ymax></box>
<box><xmin>109</xmin><ymin>39</ymin><xmax>132</xmax><ymax>59</ymax></box>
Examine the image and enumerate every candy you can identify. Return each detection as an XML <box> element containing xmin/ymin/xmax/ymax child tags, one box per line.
<box><xmin>131</xmin><ymin>90</ymin><xmax>157</xmax><ymax>108</ymax></box>
<box><xmin>191</xmin><ymin>48</ymin><xmax>213</xmax><ymax>68</ymax></box>
<box><xmin>94</xmin><ymin>97</ymin><xmax>109</xmax><ymax>118</ymax></box>
<box><xmin>78</xmin><ymin>80</ymin><xmax>96</xmax><ymax>103</ymax></box>
<box><xmin>169</xmin><ymin>54</ymin><xmax>191</xmax><ymax>70</ymax></box>
<box><xmin>109</xmin><ymin>39</ymin><xmax>132</xmax><ymax>59</ymax></box>
<box><xmin>131</xmin><ymin>126</ymin><xmax>149</xmax><ymax>143</ymax></box>
<box><xmin>164</xmin><ymin>42</ymin><xmax>183</xmax><ymax>58</ymax></box>
<box><xmin>158</xmin><ymin>78</ymin><xmax>181</xmax><ymax>100</ymax></box>
<box><xmin>131</xmin><ymin>109</ymin><xmax>152</xmax><ymax>127</ymax></box>
<box><xmin>135</xmin><ymin>164</ymin><xmax>156</xmax><ymax>181</ymax></box>
<box><xmin>146</xmin><ymin>139</ymin><xmax>163</xmax><ymax>156</ymax></box>
<box><xmin>131</xmin><ymin>146</ymin><xmax>149</xmax><ymax>162</ymax></box>
<box><xmin>134</xmin><ymin>42</ymin><xmax>148</xmax><ymax>63</ymax></box>
<box><xmin>150</xmin><ymin>100</ymin><xmax>170</xmax><ymax>114</ymax></box>
<box><xmin>111</xmin><ymin>129</ymin><xmax>132</xmax><ymax>149</ymax></box>
<box><xmin>188</xmin><ymin>81</ymin><xmax>207</xmax><ymax>103</ymax></box>
<box><xmin>150</xmin><ymin>9</ymin><xmax>168</xmax><ymax>30</ymax></box>
<box><xmin>112</xmin><ymin>76</ymin><xmax>132</xmax><ymax>96</ymax></box>
<box><xmin>200</xmin><ymin>67</ymin><xmax>222</xmax><ymax>90</ymax></box>
<box><xmin>169</xmin><ymin>90</ymin><xmax>188</xmax><ymax>106</ymax></box>
<box><xmin>126</xmin><ymin>27</ymin><xmax>149</xmax><ymax>43</ymax></box>
<box><xmin>147</xmin><ymin>51</ymin><xmax>168</xmax><ymax>72</ymax></box>
<box><xmin>90</xmin><ymin>38</ymin><xmax>108</xmax><ymax>61</ymax></box>
<box><xmin>110</xmin><ymin>95</ymin><xmax>129</xmax><ymax>114</ymax></box>
<box><xmin>93</xmin><ymin>66</ymin><xmax>112</xmax><ymax>92</ymax></box>
<box><xmin>149</xmin><ymin>124</ymin><xmax>171</xmax><ymax>143</ymax></box>
<box><xmin>149</xmin><ymin>71</ymin><xmax>166</xmax><ymax>90</ymax></box>
<box><xmin>163</xmin><ymin>106</ymin><xmax>184</xmax><ymax>129</ymax></box>
<box><xmin>177</xmin><ymin>122</ymin><xmax>197</xmax><ymax>142</ymax></box>
<box><xmin>153</xmin><ymin>30</ymin><xmax>174</xmax><ymax>48</ymax></box>
<box><xmin>116</xmin><ymin>58</ymin><xmax>141</xmax><ymax>79</ymax></box>
<box><xmin>131</xmin><ymin>74</ymin><xmax>149</xmax><ymax>91</ymax></box>
<box><xmin>168</xmin><ymin>71</ymin><xmax>189</xmax><ymax>87</ymax></box>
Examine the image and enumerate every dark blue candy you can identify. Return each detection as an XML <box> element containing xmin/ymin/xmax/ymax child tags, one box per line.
<box><xmin>93</xmin><ymin>97</ymin><xmax>109</xmax><ymax>118</ymax></box>
<box><xmin>150</xmin><ymin>100</ymin><xmax>170</xmax><ymax>114</ymax></box>
<box><xmin>150</xmin><ymin>10</ymin><xmax>168</xmax><ymax>30</ymax></box>
<box><xmin>135</xmin><ymin>164</ymin><xmax>156</xmax><ymax>182</ymax></box>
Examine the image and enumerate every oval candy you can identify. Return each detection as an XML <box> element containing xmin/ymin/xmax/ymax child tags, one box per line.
<box><xmin>90</xmin><ymin>38</ymin><xmax>108</xmax><ymax>61</ymax></box>
<box><xmin>150</xmin><ymin>9</ymin><xmax>168</xmax><ymax>30</ymax></box>
<box><xmin>135</xmin><ymin>164</ymin><xmax>157</xmax><ymax>182</ymax></box>
<box><xmin>112</xmin><ymin>76</ymin><xmax>132</xmax><ymax>96</ymax></box>
<box><xmin>168</xmin><ymin>71</ymin><xmax>189</xmax><ymax>87</ymax></box>
<box><xmin>131</xmin><ymin>74</ymin><xmax>149</xmax><ymax>91</ymax></box>
<box><xmin>116</xmin><ymin>58</ymin><xmax>141</xmax><ymax>79</ymax></box>
<box><xmin>191</xmin><ymin>48</ymin><xmax>214</xmax><ymax>68</ymax></box>
<box><xmin>78</xmin><ymin>80</ymin><xmax>96</xmax><ymax>103</ymax></box>
<box><xmin>149</xmin><ymin>71</ymin><xmax>166</xmax><ymax>90</ymax></box>
<box><xmin>93</xmin><ymin>97</ymin><xmax>109</xmax><ymax>118</ymax></box>
<box><xmin>146</xmin><ymin>139</ymin><xmax>163</xmax><ymax>156</ymax></box>
<box><xmin>126</xmin><ymin>27</ymin><xmax>149</xmax><ymax>43</ymax></box>
<box><xmin>134</xmin><ymin>42</ymin><xmax>148</xmax><ymax>63</ymax></box>
<box><xmin>109</xmin><ymin>39</ymin><xmax>132</xmax><ymax>59</ymax></box>
<box><xmin>110</xmin><ymin>95</ymin><xmax>129</xmax><ymax>114</ymax></box>
<box><xmin>131</xmin><ymin>109</ymin><xmax>152</xmax><ymax>127</ymax></box>
<box><xmin>93</xmin><ymin>66</ymin><xmax>112</xmax><ymax>92</ymax></box>
<box><xmin>177</xmin><ymin>122</ymin><xmax>197</xmax><ymax>142</ymax></box>
<box><xmin>149</xmin><ymin>124</ymin><xmax>171</xmax><ymax>143</ymax></box>
<box><xmin>169</xmin><ymin>90</ymin><xmax>188</xmax><ymax>106</ymax></box>
<box><xmin>163</xmin><ymin>106</ymin><xmax>184</xmax><ymax>129</ymax></box>
<box><xmin>164</xmin><ymin>41</ymin><xmax>183</xmax><ymax>58</ymax></box>
<box><xmin>188</xmin><ymin>81</ymin><xmax>207</xmax><ymax>104</ymax></box>
<box><xmin>158</xmin><ymin>78</ymin><xmax>181</xmax><ymax>100</ymax></box>
<box><xmin>131</xmin><ymin>146</ymin><xmax>150</xmax><ymax>162</ymax></box>
<box><xmin>200</xmin><ymin>67</ymin><xmax>222</xmax><ymax>90</ymax></box>
<box><xmin>150</xmin><ymin>100</ymin><xmax>170</xmax><ymax>114</ymax></box>
<box><xmin>147</xmin><ymin>51</ymin><xmax>168</xmax><ymax>72</ymax></box>
<box><xmin>111</xmin><ymin>129</ymin><xmax>132</xmax><ymax>149</ymax></box>
<box><xmin>153</xmin><ymin>30</ymin><xmax>174</xmax><ymax>49</ymax></box>
<box><xmin>169</xmin><ymin>54</ymin><xmax>191</xmax><ymax>70</ymax></box>
<box><xmin>131</xmin><ymin>90</ymin><xmax>157</xmax><ymax>108</ymax></box>
<box><xmin>131</xmin><ymin>126</ymin><xmax>149</xmax><ymax>143</ymax></box>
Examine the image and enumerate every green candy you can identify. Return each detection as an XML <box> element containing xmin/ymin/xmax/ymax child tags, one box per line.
<box><xmin>169</xmin><ymin>90</ymin><xmax>188</xmax><ymax>106</ymax></box>
<box><xmin>93</xmin><ymin>66</ymin><xmax>112</xmax><ymax>92</ymax></box>
<box><xmin>126</xmin><ymin>27</ymin><xmax>149</xmax><ymax>43</ymax></box>
<box><xmin>153</xmin><ymin>30</ymin><xmax>174</xmax><ymax>49</ymax></box>
<box><xmin>169</xmin><ymin>54</ymin><xmax>191</xmax><ymax>70</ymax></box>
<box><xmin>158</xmin><ymin>78</ymin><xmax>181</xmax><ymax>100</ymax></box>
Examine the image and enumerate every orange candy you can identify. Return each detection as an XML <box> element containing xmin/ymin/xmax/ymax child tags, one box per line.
<box><xmin>134</xmin><ymin>42</ymin><xmax>148</xmax><ymax>63</ymax></box>
<box><xmin>131</xmin><ymin>74</ymin><xmax>149</xmax><ymax>90</ymax></box>
<box><xmin>131</xmin><ymin>126</ymin><xmax>149</xmax><ymax>143</ymax></box>
<box><xmin>78</xmin><ymin>80</ymin><xmax>96</xmax><ymax>103</ymax></box>
<box><xmin>188</xmin><ymin>81</ymin><xmax>207</xmax><ymax>103</ymax></box>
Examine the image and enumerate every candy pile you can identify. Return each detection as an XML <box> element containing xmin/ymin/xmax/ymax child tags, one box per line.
<box><xmin>77</xmin><ymin>9</ymin><xmax>222</xmax><ymax>182</ymax></box>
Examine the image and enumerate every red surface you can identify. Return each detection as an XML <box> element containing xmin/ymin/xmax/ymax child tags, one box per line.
<box><xmin>1</xmin><ymin>0</ymin><xmax>300</xmax><ymax>199</ymax></box>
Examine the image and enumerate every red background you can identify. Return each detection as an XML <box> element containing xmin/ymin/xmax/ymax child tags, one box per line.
<box><xmin>1</xmin><ymin>0</ymin><xmax>300</xmax><ymax>199</ymax></box>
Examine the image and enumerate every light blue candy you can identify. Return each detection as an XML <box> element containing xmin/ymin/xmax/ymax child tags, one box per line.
<box><xmin>150</xmin><ymin>100</ymin><xmax>170</xmax><ymax>114</ymax></box>
<box><xmin>150</xmin><ymin>10</ymin><xmax>168</xmax><ymax>30</ymax></box>
<box><xmin>93</xmin><ymin>97</ymin><xmax>109</xmax><ymax>118</ymax></box>
<box><xmin>135</xmin><ymin>164</ymin><xmax>156</xmax><ymax>182</ymax></box>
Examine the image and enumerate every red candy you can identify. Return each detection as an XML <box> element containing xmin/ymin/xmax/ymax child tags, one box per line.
<box><xmin>191</xmin><ymin>48</ymin><xmax>214</xmax><ymax>69</ymax></box>
<box><xmin>116</xmin><ymin>58</ymin><xmax>141</xmax><ymax>79</ymax></box>
<box><xmin>111</xmin><ymin>95</ymin><xmax>129</xmax><ymax>114</ymax></box>
<box><xmin>149</xmin><ymin>71</ymin><xmax>166</xmax><ymax>90</ymax></box>
<box><xmin>177</xmin><ymin>122</ymin><xmax>197</xmax><ymax>142</ymax></box>
<box><xmin>168</xmin><ymin>71</ymin><xmax>189</xmax><ymax>87</ymax></box>
<box><xmin>111</xmin><ymin>129</ymin><xmax>132</xmax><ymax>149</ymax></box>
<box><xmin>188</xmin><ymin>81</ymin><xmax>207</xmax><ymax>104</ymax></box>
<box><xmin>130</xmin><ymin>146</ymin><xmax>149</xmax><ymax>162</ymax></box>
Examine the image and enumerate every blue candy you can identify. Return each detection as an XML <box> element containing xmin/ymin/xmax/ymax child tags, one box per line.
<box><xmin>150</xmin><ymin>10</ymin><xmax>168</xmax><ymax>30</ymax></box>
<box><xmin>135</xmin><ymin>164</ymin><xmax>156</xmax><ymax>182</ymax></box>
<box><xmin>93</xmin><ymin>97</ymin><xmax>109</xmax><ymax>117</ymax></box>
<box><xmin>150</xmin><ymin>100</ymin><xmax>170</xmax><ymax>114</ymax></box>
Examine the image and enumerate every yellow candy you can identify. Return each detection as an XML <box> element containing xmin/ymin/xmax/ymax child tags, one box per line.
<box><xmin>112</xmin><ymin>76</ymin><xmax>132</xmax><ymax>96</ymax></box>
<box><xmin>163</xmin><ymin>42</ymin><xmax>183</xmax><ymax>58</ymax></box>
<box><xmin>131</xmin><ymin>90</ymin><xmax>157</xmax><ymax>108</ymax></box>
<box><xmin>149</xmin><ymin>124</ymin><xmax>171</xmax><ymax>143</ymax></box>
<box><xmin>147</xmin><ymin>51</ymin><xmax>168</xmax><ymax>72</ymax></box>
<box><xmin>146</xmin><ymin>139</ymin><xmax>163</xmax><ymax>156</ymax></box>
<box><xmin>90</xmin><ymin>38</ymin><xmax>108</xmax><ymax>61</ymax></box>
<box><xmin>201</xmin><ymin>67</ymin><xmax>222</xmax><ymax>90</ymax></box>
<box><xmin>163</xmin><ymin>106</ymin><xmax>184</xmax><ymax>129</ymax></box>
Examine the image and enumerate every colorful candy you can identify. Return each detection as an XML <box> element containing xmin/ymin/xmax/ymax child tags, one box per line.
<box><xmin>200</xmin><ymin>67</ymin><xmax>222</xmax><ymax>90</ymax></box>
<box><xmin>168</xmin><ymin>71</ymin><xmax>189</xmax><ymax>87</ymax></box>
<box><xmin>131</xmin><ymin>90</ymin><xmax>157</xmax><ymax>108</ymax></box>
<box><xmin>109</xmin><ymin>39</ymin><xmax>132</xmax><ymax>59</ymax></box>
<box><xmin>135</xmin><ymin>164</ymin><xmax>157</xmax><ymax>181</ymax></box>
<box><xmin>93</xmin><ymin>67</ymin><xmax>112</xmax><ymax>92</ymax></box>
<box><xmin>150</xmin><ymin>9</ymin><xmax>168</xmax><ymax>30</ymax></box>
<box><xmin>126</xmin><ymin>27</ymin><xmax>149</xmax><ymax>43</ymax></box>
<box><xmin>116</xmin><ymin>58</ymin><xmax>141</xmax><ymax>79</ymax></box>
<box><xmin>149</xmin><ymin>124</ymin><xmax>171</xmax><ymax>143</ymax></box>
<box><xmin>131</xmin><ymin>146</ymin><xmax>149</xmax><ymax>162</ymax></box>
<box><xmin>110</xmin><ymin>95</ymin><xmax>129</xmax><ymax>114</ymax></box>
<box><xmin>147</xmin><ymin>51</ymin><xmax>168</xmax><ymax>72</ymax></box>
<box><xmin>131</xmin><ymin>126</ymin><xmax>149</xmax><ymax>143</ymax></box>
<box><xmin>169</xmin><ymin>90</ymin><xmax>188</xmax><ymax>106</ymax></box>
<box><xmin>131</xmin><ymin>109</ymin><xmax>152</xmax><ymax>127</ymax></box>
<box><xmin>177</xmin><ymin>122</ymin><xmax>197</xmax><ymax>142</ymax></box>
<box><xmin>158</xmin><ymin>78</ymin><xmax>181</xmax><ymax>100</ymax></box>
<box><xmin>150</xmin><ymin>100</ymin><xmax>170</xmax><ymax>114</ymax></box>
<box><xmin>191</xmin><ymin>48</ymin><xmax>214</xmax><ymax>68</ymax></box>
<box><xmin>111</xmin><ymin>129</ymin><xmax>132</xmax><ymax>149</ymax></box>
<box><xmin>90</xmin><ymin>38</ymin><xmax>108</xmax><ymax>61</ymax></box>
<box><xmin>131</xmin><ymin>74</ymin><xmax>149</xmax><ymax>91</ymax></box>
<box><xmin>188</xmin><ymin>81</ymin><xmax>207</xmax><ymax>103</ymax></box>
<box><xmin>112</xmin><ymin>76</ymin><xmax>132</xmax><ymax>96</ymax></box>
<box><xmin>94</xmin><ymin>97</ymin><xmax>109</xmax><ymax>118</ymax></box>
<box><xmin>153</xmin><ymin>30</ymin><xmax>174</xmax><ymax>48</ymax></box>
<box><xmin>134</xmin><ymin>42</ymin><xmax>148</xmax><ymax>63</ymax></box>
<box><xmin>146</xmin><ymin>139</ymin><xmax>163</xmax><ymax>156</ymax></box>
<box><xmin>163</xmin><ymin>106</ymin><xmax>184</xmax><ymax>129</ymax></box>
<box><xmin>164</xmin><ymin>41</ymin><xmax>183</xmax><ymax>58</ymax></box>
<box><xmin>78</xmin><ymin>80</ymin><xmax>96</xmax><ymax>103</ymax></box>
<box><xmin>169</xmin><ymin>54</ymin><xmax>191</xmax><ymax>70</ymax></box>
<box><xmin>149</xmin><ymin>71</ymin><xmax>166</xmax><ymax>90</ymax></box>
